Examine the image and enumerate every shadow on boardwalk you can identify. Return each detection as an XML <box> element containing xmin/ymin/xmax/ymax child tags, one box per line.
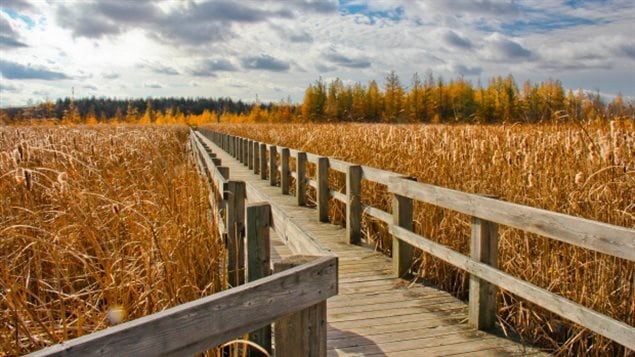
<box><xmin>327</xmin><ymin>324</ymin><xmax>387</xmax><ymax>356</ymax></box>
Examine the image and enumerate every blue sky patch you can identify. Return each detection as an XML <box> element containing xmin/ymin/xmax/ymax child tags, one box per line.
<box><xmin>563</xmin><ymin>0</ymin><xmax>608</xmax><ymax>9</ymax></box>
<box><xmin>339</xmin><ymin>0</ymin><xmax>404</xmax><ymax>23</ymax></box>
<box><xmin>1</xmin><ymin>8</ymin><xmax>35</xmax><ymax>28</ymax></box>
<box><xmin>501</xmin><ymin>4</ymin><xmax>599</xmax><ymax>35</ymax></box>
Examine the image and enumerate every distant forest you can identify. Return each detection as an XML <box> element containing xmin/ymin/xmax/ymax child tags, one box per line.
<box><xmin>1</xmin><ymin>72</ymin><xmax>633</xmax><ymax>124</ymax></box>
<box><xmin>0</xmin><ymin>96</ymin><xmax>258</xmax><ymax>122</ymax></box>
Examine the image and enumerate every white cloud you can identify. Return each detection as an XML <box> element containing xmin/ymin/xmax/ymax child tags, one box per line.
<box><xmin>0</xmin><ymin>0</ymin><xmax>633</xmax><ymax>107</ymax></box>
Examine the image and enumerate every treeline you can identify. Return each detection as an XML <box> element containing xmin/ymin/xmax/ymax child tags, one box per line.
<box><xmin>1</xmin><ymin>96</ymin><xmax>256</xmax><ymax>123</ymax></box>
<box><xmin>296</xmin><ymin>72</ymin><xmax>633</xmax><ymax>124</ymax></box>
<box><xmin>2</xmin><ymin>72</ymin><xmax>633</xmax><ymax>125</ymax></box>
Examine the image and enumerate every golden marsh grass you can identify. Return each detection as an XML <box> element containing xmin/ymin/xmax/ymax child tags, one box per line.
<box><xmin>1</xmin><ymin>125</ymin><xmax>224</xmax><ymax>355</ymax></box>
<box><xmin>204</xmin><ymin>121</ymin><xmax>634</xmax><ymax>356</ymax></box>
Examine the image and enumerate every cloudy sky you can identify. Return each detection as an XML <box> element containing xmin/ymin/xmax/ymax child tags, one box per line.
<box><xmin>0</xmin><ymin>0</ymin><xmax>633</xmax><ymax>107</ymax></box>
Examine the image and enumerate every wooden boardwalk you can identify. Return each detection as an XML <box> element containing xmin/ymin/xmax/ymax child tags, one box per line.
<box><xmin>205</xmin><ymin>139</ymin><xmax>547</xmax><ymax>356</ymax></box>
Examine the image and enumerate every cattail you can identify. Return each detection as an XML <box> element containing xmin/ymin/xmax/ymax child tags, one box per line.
<box><xmin>527</xmin><ymin>172</ymin><xmax>534</xmax><ymax>188</ymax></box>
<box><xmin>0</xmin><ymin>151</ymin><xmax>9</xmax><ymax>171</ymax></box>
<box><xmin>12</xmin><ymin>148</ymin><xmax>21</xmax><ymax>165</ymax></box>
<box><xmin>24</xmin><ymin>169</ymin><xmax>32</xmax><ymax>190</ymax></box>
<box><xmin>574</xmin><ymin>172</ymin><xmax>584</xmax><ymax>186</ymax></box>
<box><xmin>492</xmin><ymin>149</ymin><xmax>501</xmax><ymax>165</ymax></box>
<box><xmin>15</xmin><ymin>167</ymin><xmax>25</xmax><ymax>186</ymax></box>
<box><xmin>613</xmin><ymin>146</ymin><xmax>623</xmax><ymax>165</ymax></box>
<box><xmin>20</xmin><ymin>142</ymin><xmax>29</xmax><ymax>164</ymax></box>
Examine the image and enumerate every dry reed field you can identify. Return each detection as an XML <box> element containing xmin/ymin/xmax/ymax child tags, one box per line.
<box><xmin>204</xmin><ymin>121</ymin><xmax>634</xmax><ymax>356</ymax></box>
<box><xmin>0</xmin><ymin>125</ymin><xmax>224</xmax><ymax>355</ymax></box>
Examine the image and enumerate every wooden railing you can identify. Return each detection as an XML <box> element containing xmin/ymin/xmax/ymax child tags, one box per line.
<box><xmin>200</xmin><ymin>129</ymin><xmax>635</xmax><ymax>351</ymax></box>
<box><xmin>28</xmin><ymin>130</ymin><xmax>338</xmax><ymax>357</ymax></box>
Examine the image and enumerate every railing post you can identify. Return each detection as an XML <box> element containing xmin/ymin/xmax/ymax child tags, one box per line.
<box><xmin>259</xmin><ymin>143</ymin><xmax>267</xmax><ymax>180</ymax></box>
<box><xmin>247</xmin><ymin>202</ymin><xmax>272</xmax><ymax>356</ymax></box>
<box><xmin>269</xmin><ymin>145</ymin><xmax>277</xmax><ymax>186</ymax></box>
<box><xmin>469</xmin><ymin>212</ymin><xmax>499</xmax><ymax>330</ymax></box>
<box><xmin>247</xmin><ymin>140</ymin><xmax>254</xmax><ymax>170</ymax></box>
<box><xmin>226</xmin><ymin>180</ymin><xmax>246</xmax><ymax>287</ymax></box>
<box><xmin>243</xmin><ymin>139</ymin><xmax>249</xmax><ymax>165</ymax></box>
<box><xmin>296</xmin><ymin>152</ymin><xmax>307</xmax><ymax>206</ymax></box>
<box><xmin>274</xmin><ymin>256</ymin><xmax>326</xmax><ymax>357</ymax></box>
<box><xmin>217</xmin><ymin>166</ymin><xmax>229</xmax><ymax>180</ymax></box>
<box><xmin>281</xmin><ymin>148</ymin><xmax>290</xmax><ymax>195</ymax></box>
<box><xmin>238</xmin><ymin>138</ymin><xmax>244</xmax><ymax>163</ymax></box>
<box><xmin>346</xmin><ymin>165</ymin><xmax>362</xmax><ymax>244</ymax></box>
<box><xmin>317</xmin><ymin>157</ymin><xmax>329</xmax><ymax>222</ymax></box>
<box><xmin>253</xmin><ymin>141</ymin><xmax>259</xmax><ymax>174</ymax></box>
<box><xmin>392</xmin><ymin>179</ymin><xmax>413</xmax><ymax>277</ymax></box>
<box><xmin>234</xmin><ymin>137</ymin><xmax>239</xmax><ymax>158</ymax></box>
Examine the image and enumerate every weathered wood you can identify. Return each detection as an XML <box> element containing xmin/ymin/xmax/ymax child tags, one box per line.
<box><xmin>226</xmin><ymin>180</ymin><xmax>246</xmax><ymax>287</ymax></box>
<box><xmin>362</xmin><ymin>204</ymin><xmax>392</xmax><ymax>225</ymax></box>
<box><xmin>297</xmin><ymin>152</ymin><xmax>307</xmax><ymax>206</ymax></box>
<box><xmin>389</xmin><ymin>178</ymin><xmax>635</xmax><ymax>261</ymax></box>
<box><xmin>392</xmin><ymin>188</ymin><xmax>413</xmax><ymax>278</ymax></box>
<box><xmin>281</xmin><ymin>147</ymin><xmax>290</xmax><ymax>195</ymax></box>
<box><xmin>330</xmin><ymin>189</ymin><xmax>346</xmax><ymax>203</ymax></box>
<box><xmin>30</xmin><ymin>256</ymin><xmax>338</xmax><ymax>357</ymax></box>
<box><xmin>245</xmin><ymin>184</ymin><xmax>333</xmax><ymax>256</ymax></box>
<box><xmin>246</xmin><ymin>202</ymin><xmax>272</xmax><ymax>355</ymax></box>
<box><xmin>306</xmin><ymin>152</ymin><xmax>321</xmax><ymax>164</ymax></box>
<box><xmin>243</xmin><ymin>138</ymin><xmax>249</xmax><ymax>166</ymax></box>
<box><xmin>247</xmin><ymin>202</ymin><xmax>272</xmax><ymax>281</ymax></box>
<box><xmin>469</xmin><ymin>216</ymin><xmax>498</xmax><ymax>330</ymax></box>
<box><xmin>388</xmin><ymin>224</ymin><xmax>635</xmax><ymax>350</ymax></box>
<box><xmin>211</xmin><ymin>157</ymin><xmax>222</xmax><ymax>166</ymax></box>
<box><xmin>247</xmin><ymin>140</ymin><xmax>254</xmax><ymax>170</ymax></box>
<box><xmin>347</xmin><ymin>165</ymin><xmax>362</xmax><ymax>245</ymax></box>
<box><xmin>253</xmin><ymin>141</ymin><xmax>259</xmax><ymax>174</ymax></box>
<box><xmin>329</xmin><ymin>158</ymin><xmax>351</xmax><ymax>173</ymax></box>
<box><xmin>192</xmin><ymin>134</ymin><xmax>228</xmax><ymax>198</ymax></box>
<box><xmin>238</xmin><ymin>137</ymin><xmax>242</xmax><ymax>160</ymax></box>
<box><xmin>361</xmin><ymin>165</ymin><xmax>398</xmax><ymax>185</ymax></box>
<box><xmin>317</xmin><ymin>157</ymin><xmax>329</xmax><ymax>222</ymax></box>
<box><xmin>269</xmin><ymin>145</ymin><xmax>277</xmax><ymax>186</ymax></box>
<box><xmin>259</xmin><ymin>143</ymin><xmax>267</xmax><ymax>180</ymax></box>
<box><xmin>217</xmin><ymin>166</ymin><xmax>229</xmax><ymax>180</ymax></box>
<box><xmin>275</xmin><ymin>256</ymin><xmax>332</xmax><ymax>357</ymax></box>
<box><xmin>237</xmin><ymin>137</ymin><xmax>243</xmax><ymax>163</ymax></box>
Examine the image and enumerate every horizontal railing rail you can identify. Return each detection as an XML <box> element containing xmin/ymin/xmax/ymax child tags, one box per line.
<box><xmin>29</xmin><ymin>256</ymin><xmax>337</xmax><ymax>357</ymax></box>
<box><xmin>200</xmin><ymin>129</ymin><xmax>635</xmax><ymax>351</ymax></box>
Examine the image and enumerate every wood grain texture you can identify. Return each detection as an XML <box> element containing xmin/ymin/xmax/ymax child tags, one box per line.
<box><xmin>281</xmin><ymin>147</ymin><xmax>290</xmax><ymax>195</ymax></box>
<box><xmin>469</xmin><ymin>216</ymin><xmax>498</xmax><ymax>330</ymax></box>
<box><xmin>269</xmin><ymin>145</ymin><xmax>277</xmax><ymax>186</ymax></box>
<box><xmin>390</xmin><ymin>177</ymin><xmax>635</xmax><ymax>261</ymax></box>
<box><xmin>226</xmin><ymin>180</ymin><xmax>246</xmax><ymax>287</ymax></box>
<box><xmin>392</xmin><ymin>192</ymin><xmax>413</xmax><ymax>278</ymax></box>
<box><xmin>296</xmin><ymin>152</ymin><xmax>307</xmax><ymax>206</ymax></box>
<box><xmin>317</xmin><ymin>157</ymin><xmax>329</xmax><ymax>223</ymax></box>
<box><xmin>346</xmin><ymin>165</ymin><xmax>362</xmax><ymax>245</ymax></box>
<box><xmin>275</xmin><ymin>257</ymin><xmax>329</xmax><ymax>357</ymax></box>
<box><xmin>259</xmin><ymin>143</ymin><xmax>267</xmax><ymax>180</ymax></box>
<box><xmin>246</xmin><ymin>202</ymin><xmax>272</xmax><ymax>355</ymax></box>
<box><xmin>30</xmin><ymin>256</ymin><xmax>337</xmax><ymax>357</ymax></box>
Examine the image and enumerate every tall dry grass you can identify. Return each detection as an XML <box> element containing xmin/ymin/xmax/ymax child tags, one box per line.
<box><xmin>0</xmin><ymin>125</ymin><xmax>224</xmax><ymax>355</ymax></box>
<box><xmin>204</xmin><ymin>121</ymin><xmax>634</xmax><ymax>356</ymax></box>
